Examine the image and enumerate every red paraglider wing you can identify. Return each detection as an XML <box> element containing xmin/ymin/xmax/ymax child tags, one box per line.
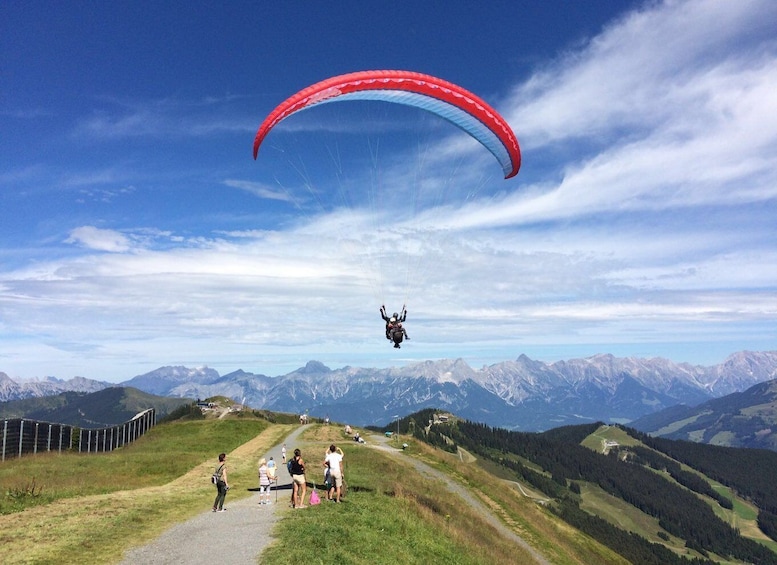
<box><xmin>253</xmin><ymin>70</ymin><xmax>521</xmax><ymax>179</ymax></box>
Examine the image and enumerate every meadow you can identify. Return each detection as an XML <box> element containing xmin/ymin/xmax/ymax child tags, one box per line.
<box><xmin>0</xmin><ymin>414</ymin><xmax>628</xmax><ymax>564</ymax></box>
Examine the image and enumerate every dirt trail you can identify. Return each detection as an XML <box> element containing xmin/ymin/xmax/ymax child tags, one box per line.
<box><xmin>368</xmin><ymin>434</ymin><xmax>550</xmax><ymax>565</ymax></box>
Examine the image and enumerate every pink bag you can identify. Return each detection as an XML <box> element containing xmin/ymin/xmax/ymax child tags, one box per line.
<box><xmin>309</xmin><ymin>489</ymin><xmax>321</xmax><ymax>505</ymax></box>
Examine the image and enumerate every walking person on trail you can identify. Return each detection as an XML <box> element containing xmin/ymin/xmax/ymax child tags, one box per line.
<box><xmin>267</xmin><ymin>456</ymin><xmax>277</xmax><ymax>500</ymax></box>
<box><xmin>258</xmin><ymin>458</ymin><xmax>271</xmax><ymax>505</ymax></box>
<box><xmin>212</xmin><ymin>452</ymin><xmax>229</xmax><ymax>512</ymax></box>
<box><xmin>281</xmin><ymin>444</ymin><xmax>287</xmax><ymax>463</ymax></box>
<box><xmin>267</xmin><ymin>456</ymin><xmax>277</xmax><ymax>481</ymax></box>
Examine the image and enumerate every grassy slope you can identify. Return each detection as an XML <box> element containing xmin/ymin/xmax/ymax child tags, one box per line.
<box><xmin>0</xmin><ymin>418</ymin><xmax>627</xmax><ymax>565</ymax></box>
<box><xmin>0</xmin><ymin>419</ymin><xmax>292</xmax><ymax>563</ymax></box>
<box><xmin>579</xmin><ymin>425</ymin><xmax>777</xmax><ymax>556</ymax></box>
<box><xmin>406</xmin><ymin>442</ymin><xmax>627</xmax><ymax>565</ymax></box>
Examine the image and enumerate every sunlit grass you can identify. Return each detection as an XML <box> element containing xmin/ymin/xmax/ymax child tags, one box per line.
<box><xmin>0</xmin><ymin>420</ymin><xmax>649</xmax><ymax>564</ymax></box>
<box><xmin>580</xmin><ymin>424</ymin><xmax>640</xmax><ymax>453</ymax></box>
<box><xmin>0</xmin><ymin>418</ymin><xmax>291</xmax><ymax>564</ymax></box>
<box><xmin>0</xmin><ymin>418</ymin><xmax>268</xmax><ymax>514</ymax></box>
<box><xmin>262</xmin><ymin>442</ymin><xmax>537</xmax><ymax>564</ymax></box>
<box><xmin>406</xmin><ymin>439</ymin><xmax>628</xmax><ymax>565</ymax></box>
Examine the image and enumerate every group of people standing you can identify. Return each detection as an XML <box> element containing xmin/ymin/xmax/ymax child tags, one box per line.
<box><xmin>286</xmin><ymin>444</ymin><xmax>345</xmax><ymax>508</ymax></box>
<box><xmin>211</xmin><ymin>443</ymin><xmax>345</xmax><ymax>512</ymax></box>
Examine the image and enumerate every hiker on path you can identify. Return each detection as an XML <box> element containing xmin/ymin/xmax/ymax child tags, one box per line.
<box><xmin>267</xmin><ymin>456</ymin><xmax>277</xmax><ymax>481</ymax></box>
<box><xmin>281</xmin><ymin>444</ymin><xmax>287</xmax><ymax>463</ymax></box>
<box><xmin>212</xmin><ymin>452</ymin><xmax>229</xmax><ymax>512</ymax></box>
<box><xmin>258</xmin><ymin>458</ymin><xmax>271</xmax><ymax>505</ymax></box>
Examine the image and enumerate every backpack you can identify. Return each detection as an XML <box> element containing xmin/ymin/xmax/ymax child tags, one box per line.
<box><xmin>287</xmin><ymin>459</ymin><xmax>294</xmax><ymax>475</ymax></box>
<box><xmin>211</xmin><ymin>464</ymin><xmax>224</xmax><ymax>485</ymax></box>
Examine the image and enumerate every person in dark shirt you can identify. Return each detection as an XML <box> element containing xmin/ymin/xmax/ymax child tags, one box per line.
<box><xmin>380</xmin><ymin>305</ymin><xmax>409</xmax><ymax>346</ymax></box>
<box><xmin>289</xmin><ymin>448</ymin><xmax>307</xmax><ymax>508</ymax></box>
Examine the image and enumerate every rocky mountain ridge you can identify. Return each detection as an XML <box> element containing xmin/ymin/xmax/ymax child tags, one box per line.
<box><xmin>0</xmin><ymin>372</ymin><xmax>111</xmax><ymax>403</ymax></box>
<box><xmin>4</xmin><ymin>351</ymin><xmax>776</xmax><ymax>431</ymax></box>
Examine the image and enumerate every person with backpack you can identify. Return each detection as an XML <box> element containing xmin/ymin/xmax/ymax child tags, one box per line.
<box><xmin>212</xmin><ymin>452</ymin><xmax>229</xmax><ymax>512</ymax></box>
<box><xmin>288</xmin><ymin>448</ymin><xmax>307</xmax><ymax>508</ymax></box>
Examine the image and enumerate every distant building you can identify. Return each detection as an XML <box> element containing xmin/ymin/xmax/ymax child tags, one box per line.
<box><xmin>602</xmin><ymin>440</ymin><xmax>619</xmax><ymax>453</ymax></box>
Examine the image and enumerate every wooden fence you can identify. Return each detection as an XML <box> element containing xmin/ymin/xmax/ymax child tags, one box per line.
<box><xmin>1</xmin><ymin>408</ymin><xmax>155</xmax><ymax>461</ymax></box>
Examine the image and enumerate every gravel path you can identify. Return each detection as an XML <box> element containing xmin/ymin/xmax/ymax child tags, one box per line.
<box><xmin>118</xmin><ymin>426</ymin><xmax>308</xmax><ymax>565</ymax></box>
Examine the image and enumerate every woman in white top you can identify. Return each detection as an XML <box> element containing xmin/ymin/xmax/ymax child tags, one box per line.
<box><xmin>258</xmin><ymin>458</ymin><xmax>270</xmax><ymax>505</ymax></box>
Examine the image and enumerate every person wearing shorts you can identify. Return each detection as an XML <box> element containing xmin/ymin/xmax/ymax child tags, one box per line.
<box><xmin>324</xmin><ymin>444</ymin><xmax>344</xmax><ymax>503</ymax></box>
<box><xmin>289</xmin><ymin>448</ymin><xmax>307</xmax><ymax>508</ymax></box>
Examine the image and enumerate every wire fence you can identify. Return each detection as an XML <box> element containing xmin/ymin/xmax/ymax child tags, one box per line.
<box><xmin>1</xmin><ymin>408</ymin><xmax>156</xmax><ymax>461</ymax></box>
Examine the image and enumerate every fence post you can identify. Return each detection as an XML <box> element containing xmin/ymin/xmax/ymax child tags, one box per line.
<box><xmin>18</xmin><ymin>420</ymin><xmax>25</xmax><ymax>458</ymax></box>
<box><xmin>2</xmin><ymin>420</ymin><xmax>7</xmax><ymax>462</ymax></box>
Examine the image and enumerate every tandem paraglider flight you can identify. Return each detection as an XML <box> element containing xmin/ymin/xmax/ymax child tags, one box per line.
<box><xmin>252</xmin><ymin>70</ymin><xmax>522</xmax><ymax>348</ymax></box>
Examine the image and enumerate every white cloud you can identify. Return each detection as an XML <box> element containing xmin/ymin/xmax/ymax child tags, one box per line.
<box><xmin>64</xmin><ymin>226</ymin><xmax>133</xmax><ymax>253</ymax></box>
<box><xmin>71</xmin><ymin>96</ymin><xmax>254</xmax><ymax>140</ymax></box>
<box><xmin>222</xmin><ymin>179</ymin><xmax>296</xmax><ymax>203</ymax></box>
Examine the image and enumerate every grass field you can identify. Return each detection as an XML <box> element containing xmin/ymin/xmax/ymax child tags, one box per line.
<box><xmin>580</xmin><ymin>424</ymin><xmax>640</xmax><ymax>453</ymax></box>
<box><xmin>0</xmin><ymin>416</ymin><xmax>633</xmax><ymax>564</ymax></box>
<box><xmin>0</xmin><ymin>418</ymin><xmax>291</xmax><ymax>563</ymax></box>
<box><xmin>11</xmin><ymin>416</ymin><xmax>773</xmax><ymax>564</ymax></box>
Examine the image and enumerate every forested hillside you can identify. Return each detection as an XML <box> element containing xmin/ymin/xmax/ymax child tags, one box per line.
<box><xmin>630</xmin><ymin>378</ymin><xmax>777</xmax><ymax>450</ymax></box>
<box><xmin>0</xmin><ymin>387</ymin><xmax>190</xmax><ymax>427</ymax></box>
<box><xmin>406</xmin><ymin>410</ymin><xmax>777</xmax><ymax>565</ymax></box>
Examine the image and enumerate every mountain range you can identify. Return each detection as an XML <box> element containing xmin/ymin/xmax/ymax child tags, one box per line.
<box><xmin>3</xmin><ymin>350</ymin><xmax>776</xmax><ymax>431</ymax></box>
<box><xmin>0</xmin><ymin>372</ymin><xmax>110</xmax><ymax>402</ymax></box>
<box><xmin>630</xmin><ymin>377</ymin><xmax>777</xmax><ymax>450</ymax></box>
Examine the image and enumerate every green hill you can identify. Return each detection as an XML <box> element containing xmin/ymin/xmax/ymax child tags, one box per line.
<box><xmin>0</xmin><ymin>386</ymin><xmax>191</xmax><ymax>427</ymax></box>
<box><xmin>413</xmin><ymin>412</ymin><xmax>777</xmax><ymax>564</ymax></box>
<box><xmin>631</xmin><ymin>378</ymin><xmax>777</xmax><ymax>451</ymax></box>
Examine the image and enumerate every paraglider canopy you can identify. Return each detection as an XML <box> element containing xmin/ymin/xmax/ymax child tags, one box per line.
<box><xmin>251</xmin><ymin>72</ymin><xmax>522</xmax><ymax>340</ymax></box>
<box><xmin>253</xmin><ymin>70</ymin><xmax>521</xmax><ymax>179</ymax></box>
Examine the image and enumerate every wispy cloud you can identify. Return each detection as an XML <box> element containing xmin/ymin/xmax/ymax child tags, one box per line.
<box><xmin>222</xmin><ymin>179</ymin><xmax>296</xmax><ymax>203</ymax></box>
<box><xmin>71</xmin><ymin>96</ymin><xmax>254</xmax><ymax>140</ymax></box>
<box><xmin>2</xmin><ymin>0</ymin><xmax>776</xmax><ymax>381</ymax></box>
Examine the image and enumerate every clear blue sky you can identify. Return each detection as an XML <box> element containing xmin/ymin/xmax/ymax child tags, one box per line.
<box><xmin>2</xmin><ymin>0</ymin><xmax>776</xmax><ymax>382</ymax></box>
